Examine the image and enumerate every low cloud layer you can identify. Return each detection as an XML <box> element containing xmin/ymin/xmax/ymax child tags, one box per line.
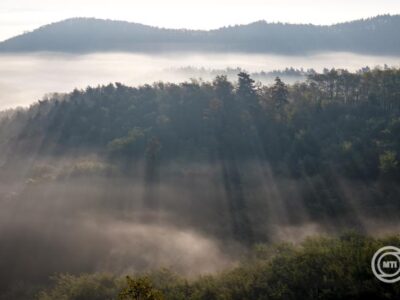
<box><xmin>0</xmin><ymin>52</ymin><xmax>398</xmax><ymax>110</ymax></box>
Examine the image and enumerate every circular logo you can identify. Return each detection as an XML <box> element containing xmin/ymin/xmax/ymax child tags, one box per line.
<box><xmin>371</xmin><ymin>246</ymin><xmax>400</xmax><ymax>283</ymax></box>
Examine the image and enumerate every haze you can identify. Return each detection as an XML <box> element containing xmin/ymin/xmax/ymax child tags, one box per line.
<box><xmin>0</xmin><ymin>52</ymin><xmax>398</xmax><ymax>110</ymax></box>
<box><xmin>1</xmin><ymin>2</ymin><xmax>400</xmax><ymax>298</ymax></box>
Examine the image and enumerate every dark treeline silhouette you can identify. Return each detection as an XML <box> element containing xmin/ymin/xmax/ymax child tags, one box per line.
<box><xmin>173</xmin><ymin>66</ymin><xmax>316</xmax><ymax>83</ymax></box>
<box><xmin>0</xmin><ymin>15</ymin><xmax>400</xmax><ymax>54</ymax></box>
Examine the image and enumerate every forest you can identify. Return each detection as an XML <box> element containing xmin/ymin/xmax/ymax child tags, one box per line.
<box><xmin>2</xmin><ymin>67</ymin><xmax>400</xmax><ymax>182</ymax></box>
<box><xmin>36</xmin><ymin>233</ymin><xmax>400</xmax><ymax>300</ymax></box>
<box><xmin>1</xmin><ymin>15</ymin><xmax>399</xmax><ymax>54</ymax></box>
<box><xmin>4</xmin><ymin>234</ymin><xmax>400</xmax><ymax>299</ymax></box>
<box><xmin>0</xmin><ymin>67</ymin><xmax>400</xmax><ymax>299</ymax></box>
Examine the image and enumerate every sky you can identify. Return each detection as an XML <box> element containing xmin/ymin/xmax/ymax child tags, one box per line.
<box><xmin>0</xmin><ymin>0</ymin><xmax>399</xmax><ymax>41</ymax></box>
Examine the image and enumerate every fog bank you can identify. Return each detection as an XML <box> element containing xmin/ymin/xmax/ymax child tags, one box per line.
<box><xmin>0</xmin><ymin>51</ymin><xmax>399</xmax><ymax>110</ymax></box>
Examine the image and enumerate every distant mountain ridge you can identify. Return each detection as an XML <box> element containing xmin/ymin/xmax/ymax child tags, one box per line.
<box><xmin>0</xmin><ymin>15</ymin><xmax>399</xmax><ymax>55</ymax></box>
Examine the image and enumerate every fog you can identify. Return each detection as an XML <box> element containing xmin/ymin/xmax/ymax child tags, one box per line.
<box><xmin>0</xmin><ymin>158</ymin><xmax>242</xmax><ymax>290</ymax></box>
<box><xmin>1</xmin><ymin>50</ymin><xmax>400</xmax><ymax>295</ymax></box>
<box><xmin>1</xmin><ymin>152</ymin><xmax>398</xmax><ymax>291</ymax></box>
<box><xmin>0</xmin><ymin>51</ymin><xmax>399</xmax><ymax>110</ymax></box>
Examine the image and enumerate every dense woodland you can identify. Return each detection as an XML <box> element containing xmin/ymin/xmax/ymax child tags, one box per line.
<box><xmin>5</xmin><ymin>234</ymin><xmax>400</xmax><ymax>300</ymax></box>
<box><xmin>2</xmin><ymin>67</ymin><xmax>400</xmax><ymax>180</ymax></box>
<box><xmin>1</xmin><ymin>68</ymin><xmax>400</xmax><ymax>299</ymax></box>
<box><xmin>1</xmin><ymin>15</ymin><xmax>399</xmax><ymax>54</ymax></box>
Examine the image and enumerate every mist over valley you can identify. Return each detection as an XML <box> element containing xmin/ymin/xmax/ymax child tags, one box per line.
<box><xmin>1</xmin><ymin>11</ymin><xmax>400</xmax><ymax>300</ymax></box>
<box><xmin>0</xmin><ymin>51</ymin><xmax>398</xmax><ymax>110</ymax></box>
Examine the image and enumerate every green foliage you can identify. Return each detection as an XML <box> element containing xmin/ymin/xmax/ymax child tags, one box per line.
<box><xmin>36</xmin><ymin>234</ymin><xmax>400</xmax><ymax>300</ymax></box>
<box><xmin>119</xmin><ymin>276</ymin><xmax>164</xmax><ymax>300</ymax></box>
<box><xmin>3</xmin><ymin>69</ymin><xmax>398</xmax><ymax>177</ymax></box>
<box><xmin>108</xmin><ymin>128</ymin><xmax>147</xmax><ymax>156</ymax></box>
<box><xmin>3</xmin><ymin>68</ymin><xmax>400</xmax><ymax>182</ymax></box>
<box><xmin>37</xmin><ymin>273</ymin><xmax>122</xmax><ymax>300</ymax></box>
<box><xmin>379</xmin><ymin>151</ymin><xmax>399</xmax><ymax>175</ymax></box>
<box><xmin>1</xmin><ymin>68</ymin><xmax>400</xmax><ymax>230</ymax></box>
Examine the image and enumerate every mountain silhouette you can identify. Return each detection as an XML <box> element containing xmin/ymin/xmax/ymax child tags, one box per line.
<box><xmin>0</xmin><ymin>15</ymin><xmax>399</xmax><ymax>54</ymax></box>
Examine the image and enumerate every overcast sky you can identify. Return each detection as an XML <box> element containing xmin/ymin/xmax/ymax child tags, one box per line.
<box><xmin>0</xmin><ymin>0</ymin><xmax>399</xmax><ymax>41</ymax></box>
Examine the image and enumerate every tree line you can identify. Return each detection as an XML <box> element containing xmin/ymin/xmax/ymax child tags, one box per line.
<box><xmin>27</xmin><ymin>233</ymin><xmax>400</xmax><ymax>300</ymax></box>
<box><xmin>1</xmin><ymin>67</ymin><xmax>399</xmax><ymax>181</ymax></box>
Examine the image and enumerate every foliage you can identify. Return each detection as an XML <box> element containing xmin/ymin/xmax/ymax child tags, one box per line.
<box><xmin>36</xmin><ymin>234</ymin><xmax>400</xmax><ymax>300</ymax></box>
<box><xmin>2</xmin><ymin>68</ymin><xmax>400</xmax><ymax>182</ymax></box>
<box><xmin>1</xmin><ymin>68</ymin><xmax>400</xmax><ymax>235</ymax></box>
<box><xmin>37</xmin><ymin>273</ymin><xmax>122</xmax><ymax>300</ymax></box>
<box><xmin>119</xmin><ymin>276</ymin><xmax>164</xmax><ymax>300</ymax></box>
<box><xmin>379</xmin><ymin>151</ymin><xmax>399</xmax><ymax>176</ymax></box>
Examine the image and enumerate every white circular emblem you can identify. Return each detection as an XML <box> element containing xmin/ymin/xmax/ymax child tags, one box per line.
<box><xmin>371</xmin><ymin>246</ymin><xmax>400</xmax><ymax>283</ymax></box>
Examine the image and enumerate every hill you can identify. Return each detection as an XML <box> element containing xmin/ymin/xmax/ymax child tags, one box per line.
<box><xmin>1</xmin><ymin>69</ymin><xmax>400</xmax><ymax>298</ymax></box>
<box><xmin>0</xmin><ymin>15</ymin><xmax>399</xmax><ymax>54</ymax></box>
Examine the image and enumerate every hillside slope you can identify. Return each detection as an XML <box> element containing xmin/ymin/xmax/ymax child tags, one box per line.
<box><xmin>0</xmin><ymin>15</ymin><xmax>399</xmax><ymax>54</ymax></box>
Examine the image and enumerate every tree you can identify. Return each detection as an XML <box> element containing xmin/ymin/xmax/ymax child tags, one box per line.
<box><xmin>119</xmin><ymin>276</ymin><xmax>163</xmax><ymax>300</ymax></box>
<box><xmin>379</xmin><ymin>151</ymin><xmax>399</xmax><ymax>178</ymax></box>
<box><xmin>237</xmin><ymin>72</ymin><xmax>256</xmax><ymax>100</ymax></box>
<box><xmin>236</xmin><ymin>72</ymin><xmax>262</xmax><ymax>124</ymax></box>
<box><xmin>271</xmin><ymin>77</ymin><xmax>288</xmax><ymax>113</ymax></box>
<box><xmin>213</xmin><ymin>75</ymin><xmax>234</xmax><ymax>103</ymax></box>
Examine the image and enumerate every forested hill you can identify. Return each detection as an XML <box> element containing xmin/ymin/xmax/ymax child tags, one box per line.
<box><xmin>1</xmin><ymin>68</ymin><xmax>400</xmax><ymax>182</ymax></box>
<box><xmin>0</xmin><ymin>15</ymin><xmax>399</xmax><ymax>54</ymax></box>
<box><xmin>1</xmin><ymin>69</ymin><xmax>400</xmax><ymax>299</ymax></box>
